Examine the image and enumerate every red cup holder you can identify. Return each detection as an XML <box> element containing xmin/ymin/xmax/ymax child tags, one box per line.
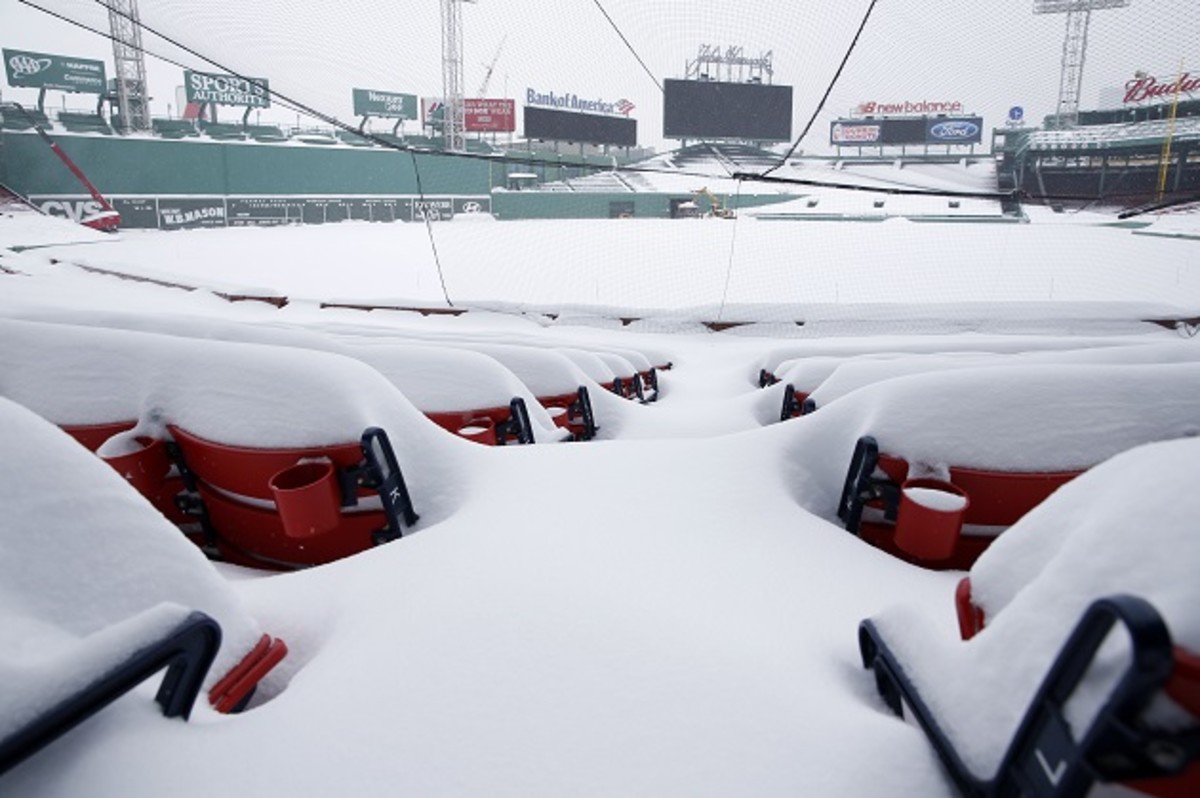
<box><xmin>457</xmin><ymin>419</ymin><xmax>497</xmax><ymax>446</ymax></box>
<box><xmin>269</xmin><ymin>461</ymin><xmax>341</xmax><ymax>539</ymax></box>
<box><xmin>894</xmin><ymin>478</ymin><xmax>970</xmax><ymax>561</ymax></box>
<box><xmin>102</xmin><ymin>436</ymin><xmax>170</xmax><ymax>497</ymax></box>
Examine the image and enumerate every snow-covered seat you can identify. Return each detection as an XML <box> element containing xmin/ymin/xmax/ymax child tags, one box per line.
<box><xmin>827</xmin><ymin>363</ymin><xmax>1200</xmax><ymax>569</ymax></box>
<box><xmin>860</xmin><ymin>595</ymin><xmax>1199</xmax><ymax>798</ymax></box>
<box><xmin>804</xmin><ymin>342</ymin><xmax>1200</xmax><ymax>415</ymax></box>
<box><xmin>0</xmin><ymin>318</ymin><xmax>464</xmax><ymax>568</ymax></box>
<box><xmin>425</xmin><ymin>399</ymin><xmax>535</xmax><ymax>446</ymax></box>
<box><xmin>168</xmin><ymin>425</ymin><xmax>417</xmax><ymax>569</ymax></box>
<box><xmin>857</xmin><ymin>438</ymin><xmax>1200</xmax><ymax>797</ymax></box>
<box><xmin>61</xmin><ymin>420</ymin><xmax>137</xmax><ymax>451</ymax></box>
<box><xmin>0</xmin><ymin>398</ymin><xmax>288</xmax><ymax>776</ymax></box>
<box><xmin>840</xmin><ymin>435</ymin><xmax>1082</xmax><ymax>570</ymax></box>
<box><xmin>461</xmin><ymin>343</ymin><xmax>607</xmax><ymax>441</ymax></box>
<box><xmin>331</xmin><ymin>340</ymin><xmax>557</xmax><ymax>446</ymax></box>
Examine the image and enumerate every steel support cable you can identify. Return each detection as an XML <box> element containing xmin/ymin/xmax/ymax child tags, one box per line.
<box><xmin>756</xmin><ymin>0</ymin><xmax>880</xmax><ymax>179</ymax></box>
<box><xmin>590</xmin><ymin>0</ymin><xmax>663</xmax><ymax>94</ymax></box>
<box><xmin>714</xmin><ymin>178</ymin><xmax>745</xmax><ymax>326</ymax></box>
<box><xmin>409</xmin><ymin>151</ymin><xmax>454</xmax><ymax>308</ymax></box>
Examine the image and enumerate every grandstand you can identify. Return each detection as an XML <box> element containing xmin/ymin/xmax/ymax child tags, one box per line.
<box><xmin>492</xmin><ymin>141</ymin><xmax>1009</xmax><ymax>222</ymax></box>
<box><xmin>997</xmin><ymin>101</ymin><xmax>1200</xmax><ymax>208</ymax></box>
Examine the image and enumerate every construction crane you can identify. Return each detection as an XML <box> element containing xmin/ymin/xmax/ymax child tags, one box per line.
<box><xmin>477</xmin><ymin>35</ymin><xmax>506</xmax><ymax>97</ymax></box>
<box><xmin>693</xmin><ymin>187</ymin><xmax>736</xmax><ymax>219</ymax></box>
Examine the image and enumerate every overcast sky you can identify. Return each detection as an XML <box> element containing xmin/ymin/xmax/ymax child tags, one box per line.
<box><xmin>2</xmin><ymin>0</ymin><xmax>1197</xmax><ymax>151</ymax></box>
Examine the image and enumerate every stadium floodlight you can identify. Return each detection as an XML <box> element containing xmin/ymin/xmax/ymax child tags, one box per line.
<box><xmin>107</xmin><ymin>0</ymin><xmax>150</xmax><ymax>133</ymax></box>
<box><xmin>1033</xmin><ymin>0</ymin><xmax>1133</xmax><ymax>129</ymax></box>
<box><xmin>440</xmin><ymin>0</ymin><xmax>477</xmax><ymax>152</ymax></box>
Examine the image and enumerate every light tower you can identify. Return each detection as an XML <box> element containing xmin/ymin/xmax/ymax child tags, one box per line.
<box><xmin>685</xmin><ymin>45</ymin><xmax>773</xmax><ymax>84</ymax></box>
<box><xmin>1033</xmin><ymin>0</ymin><xmax>1131</xmax><ymax>129</ymax></box>
<box><xmin>107</xmin><ymin>0</ymin><xmax>150</xmax><ymax>132</ymax></box>
<box><xmin>440</xmin><ymin>0</ymin><xmax>476</xmax><ymax>152</ymax></box>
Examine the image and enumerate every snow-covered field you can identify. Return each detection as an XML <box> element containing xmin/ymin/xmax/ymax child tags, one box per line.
<box><xmin>2</xmin><ymin>205</ymin><xmax>1199</xmax><ymax>796</ymax></box>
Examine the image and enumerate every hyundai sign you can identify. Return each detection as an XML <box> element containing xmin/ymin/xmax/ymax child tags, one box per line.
<box><xmin>831</xmin><ymin>115</ymin><xmax>982</xmax><ymax>146</ymax></box>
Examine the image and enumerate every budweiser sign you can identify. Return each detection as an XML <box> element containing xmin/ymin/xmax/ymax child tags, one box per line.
<box><xmin>855</xmin><ymin>99</ymin><xmax>963</xmax><ymax>116</ymax></box>
<box><xmin>1124</xmin><ymin>72</ymin><xmax>1199</xmax><ymax>104</ymax></box>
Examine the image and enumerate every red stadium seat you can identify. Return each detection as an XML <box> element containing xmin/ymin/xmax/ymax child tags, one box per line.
<box><xmin>536</xmin><ymin>387</ymin><xmax>597</xmax><ymax>441</ymax></box>
<box><xmin>952</xmin><ymin>578</ymin><xmax>1199</xmax><ymax>798</ymax></box>
<box><xmin>860</xmin><ymin>595</ymin><xmax>1200</xmax><ymax>798</ymax></box>
<box><xmin>839</xmin><ymin>436</ymin><xmax>1081</xmax><ymax>570</ymax></box>
<box><xmin>167</xmin><ymin>425</ymin><xmax>418</xmax><ymax>569</ymax></box>
<box><xmin>425</xmin><ymin>397</ymin><xmax>535</xmax><ymax>446</ymax></box>
<box><xmin>61</xmin><ymin>421</ymin><xmax>136</xmax><ymax>451</ymax></box>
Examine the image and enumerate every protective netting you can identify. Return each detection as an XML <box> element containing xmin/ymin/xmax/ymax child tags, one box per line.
<box><xmin>2</xmin><ymin>0</ymin><xmax>1198</xmax><ymax>325</ymax></box>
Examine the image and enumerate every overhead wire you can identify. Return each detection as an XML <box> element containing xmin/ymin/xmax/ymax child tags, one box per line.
<box><xmin>589</xmin><ymin>0</ymin><xmax>663</xmax><ymax>94</ymax></box>
<box><xmin>756</xmin><ymin>0</ymin><xmax>880</xmax><ymax>178</ymax></box>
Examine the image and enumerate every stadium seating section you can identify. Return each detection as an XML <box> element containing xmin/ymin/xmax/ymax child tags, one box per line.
<box><xmin>55</xmin><ymin>112</ymin><xmax>113</xmax><ymax>135</ymax></box>
<box><xmin>151</xmin><ymin>117</ymin><xmax>200</xmax><ymax>138</ymax></box>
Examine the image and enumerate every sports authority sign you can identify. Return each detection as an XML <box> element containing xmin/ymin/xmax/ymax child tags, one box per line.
<box><xmin>3</xmin><ymin>48</ymin><xmax>106</xmax><ymax>93</ymax></box>
<box><xmin>353</xmin><ymin>88</ymin><xmax>417</xmax><ymax>119</ymax></box>
<box><xmin>1123</xmin><ymin>71</ymin><xmax>1199</xmax><ymax>104</ymax></box>
<box><xmin>184</xmin><ymin>70</ymin><xmax>270</xmax><ymax>108</ymax></box>
<box><xmin>526</xmin><ymin>88</ymin><xmax>635</xmax><ymax>117</ymax></box>
<box><xmin>855</xmin><ymin>99</ymin><xmax>964</xmax><ymax>117</ymax></box>
<box><xmin>464</xmin><ymin>98</ymin><xmax>515</xmax><ymax>132</ymax></box>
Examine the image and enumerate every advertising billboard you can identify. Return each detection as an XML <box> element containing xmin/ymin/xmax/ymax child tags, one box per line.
<box><xmin>830</xmin><ymin>116</ymin><xmax>982</xmax><ymax>146</ymax></box>
<box><xmin>925</xmin><ymin>117</ymin><xmax>983</xmax><ymax>145</ymax></box>
<box><xmin>353</xmin><ymin>88</ymin><xmax>417</xmax><ymax>119</ymax></box>
<box><xmin>662</xmin><ymin>79</ymin><xmax>793</xmax><ymax>141</ymax></box>
<box><xmin>3</xmin><ymin>48</ymin><xmax>106</xmax><ymax>93</ymax></box>
<box><xmin>29</xmin><ymin>195</ymin><xmax>491</xmax><ymax>229</ymax></box>
<box><xmin>524</xmin><ymin>105</ymin><xmax>636</xmax><ymax>147</ymax></box>
<box><xmin>184</xmin><ymin>70</ymin><xmax>271</xmax><ymax>108</ymax></box>
<box><xmin>465</xmin><ymin>98</ymin><xmax>515</xmax><ymax>132</ymax></box>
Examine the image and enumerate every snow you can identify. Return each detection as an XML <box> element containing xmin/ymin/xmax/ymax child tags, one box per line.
<box><xmin>2</xmin><ymin>206</ymin><xmax>1199</xmax><ymax>796</ymax></box>
<box><xmin>23</xmin><ymin>212</ymin><xmax>1200</xmax><ymax>319</ymax></box>
<box><xmin>903</xmin><ymin>486</ymin><xmax>969</xmax><ymax>512</ymax></box>
<box><xmin>868</xmin><ymin>436</ymin><xmax>1200</xmax><ymax>778</ymax></box>
<box><xmin>0</xmin><ymin>398</ymin><xmax>264</xmax><ymax>729</ymax></box>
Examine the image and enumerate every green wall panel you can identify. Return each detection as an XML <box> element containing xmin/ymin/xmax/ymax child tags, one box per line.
<box><xmin>0</xmin><ymin>131</ymin><xmax>492</xmax><ymax>197</ymax></box>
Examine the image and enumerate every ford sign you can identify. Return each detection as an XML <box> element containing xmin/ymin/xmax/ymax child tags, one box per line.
<box><xmin>929</xmin><ymin>120</ymin><xmax>981</xmax><ymax>142</ymax></box>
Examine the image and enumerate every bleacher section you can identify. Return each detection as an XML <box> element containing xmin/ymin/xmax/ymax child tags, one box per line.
<box><xmin>152</xmin><ymin>118</ymin><xmax>199</xmax><ymax>139</ymax></box>
<box><xmin>1028</xmin><ymin>116</ymin><xmax>1200</xmax><ymax>151</ymax></box>
<box><xmin>0</xmin><ymin>103</ymin><xmax>47</xmax><ymax>130</ymax></box>
<box><xmin>337</xmin><ymin>130</ymin><xmax>375</xmax><ymax>147</ymax></box>
<box><xmin>56</xmin><ymin>112</ymin><xmax>113</xmax><ymax>135</ymax></box>
<box><xmin>199</xmin><ymin>120</ymin><xmax>246</xmax><ymax>141</ymax></box>
<box><xmin>245</xmin><ymin>124</ymin><xmax>288</xmax><ymax>143</ymax></box>
<box><xmin>669</xmin><ymin>142</ymin><xmax>782</xmax><ymax>171</ymax></box>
